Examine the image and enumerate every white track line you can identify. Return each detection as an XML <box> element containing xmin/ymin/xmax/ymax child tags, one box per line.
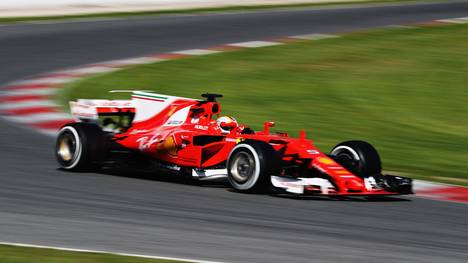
<box><xmin>0</xmin><ymin>100</ymin><xmax>58</xmax><ymax>110</ymax></box>
<box><xmin>227</xmin><ymin>40</ymin><xmax>281</xmax><ymax>48</ymax></box>
<box><xmin>23</xmin><ymin>17</ymin><xmax>120</xmax><ymax>25</ymax></box>
<box><xmin>100</xmin><ymin>57</ymin><xmax>165</xmax><ymax>67</ymax></box>
<box><xmin>437</xmin><ymin>17</ymin><xmax>468</xmax><ymax>24</ymax></box>
<box><xmin>0</xmin><ymin>242</ymin><xmax>224</xmax><ymax>263</ymax></box>
<box><xmin>53</xmin><ymin>66</ymin><xmax>119</xmax><ymax>75</ymax></box>
<box><xmin>3</xmin><ymin>112</ymin><xmax>71</xmax><ymax>124</ymax></box>
<box><xmin>413</xmin><ymin>179</ymin><xmax>453</xmax><ymax>191</ymax></box>
<box><xmin>172</xmin><ymin>49</ymin><xmax>221</xmax><ymax>55</ymax></box>
<box><xmin>10</xmin><ymin>77</ymin><xmax>79</xmax><ymax>86</ymax></box>
<box><xmin>289</xmin><ymin>33</ymin><xmax>338</xmax><ymax>40</ymax></box>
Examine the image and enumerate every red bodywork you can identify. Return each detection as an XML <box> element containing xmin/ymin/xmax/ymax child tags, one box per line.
<box><xmin>90</xmin><ymin>92</ymin><xmax>403</xmax><ymax>196</ymax></box>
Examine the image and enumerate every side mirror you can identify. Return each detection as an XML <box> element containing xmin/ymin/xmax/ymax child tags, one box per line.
<box><xmin>263</xmin><ymin>121</ymin><xmax>275</xmax><ymax>134</ymax></box>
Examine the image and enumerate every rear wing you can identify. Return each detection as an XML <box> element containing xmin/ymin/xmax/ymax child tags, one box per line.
<box><xmin>70</xmin><ymin>99</ymin><xmax>134</xmax><ymax>121</ymax></box>
<box><xmin>69</xmin><ymin>91</ymin><xmax>198</xmax><ymax>123</ymax></box>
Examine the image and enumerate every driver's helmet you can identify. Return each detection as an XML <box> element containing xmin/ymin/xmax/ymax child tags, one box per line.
<box><xmin>217</xmin><ymin>116</ymin><xmax>238</xmax><ymax>134</ymax></box>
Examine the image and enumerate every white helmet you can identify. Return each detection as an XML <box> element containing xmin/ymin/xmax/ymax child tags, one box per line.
<box><xmin>217</xmin><ymin>116</ymin><xmax>238</xmax><ymax>134</ymax></box>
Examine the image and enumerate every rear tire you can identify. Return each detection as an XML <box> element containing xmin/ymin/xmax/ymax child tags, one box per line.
<box><xmin>330</xmin><ymin>140</ymin><xmax>381</xmax><ymax>177</ymax></box>
<box><xmin>55</xmin><ymin>122</ymin><xmax>106</xmax><ymax>171</ymax></box>
<box><xmin>227</xmin><ymin>140</ymin><xmax>281</xmax><ymax>193</ymax></box>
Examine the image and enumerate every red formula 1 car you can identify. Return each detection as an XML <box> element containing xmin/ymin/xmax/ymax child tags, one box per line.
<box><xmin>55</xmin><ymin>92</ymin><xmax>412</xmax><ymax>196</ymax></box>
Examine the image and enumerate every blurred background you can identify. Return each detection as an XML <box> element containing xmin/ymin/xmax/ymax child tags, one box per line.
<box><xmin>1</xmin><ymin>1</ymin><xmax>468</xmax><ymax>263</ymax></box>
<box><xmin>0</xmin><ymin>0</ymin><xmax>376</xmax><ymax>16</ymax></box>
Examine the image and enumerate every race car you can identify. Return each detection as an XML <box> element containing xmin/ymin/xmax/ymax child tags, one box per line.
<box><xmin>55</xmin><ymin>91</ymin><xmax>412</xmax><ymax>196</ymax></box>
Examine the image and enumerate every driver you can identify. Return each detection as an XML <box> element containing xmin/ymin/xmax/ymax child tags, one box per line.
<box><xmin>217</xmin><ymin>116</ymin><xmax>238</xmax><ymax>134</ymax></box>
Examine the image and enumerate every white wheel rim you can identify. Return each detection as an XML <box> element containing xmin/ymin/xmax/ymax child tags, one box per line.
<box><xmin>57</xmin><ymin>126</ymin><xmax>82</xmax><ymax>169</ymax></box>
<box><xmin>227</xmin><ymin>144</ymin><xmax>260</xmax><ymax>190</ymax></box>
<box><xmin>330</xmin><ymin>145</ymin><xmax>360</xmax><ymax>161</ymax></box>
<box><xmin>230</xmin><ymin>151</ymin><xmax>255</xmax><ymax>183</ymax></box>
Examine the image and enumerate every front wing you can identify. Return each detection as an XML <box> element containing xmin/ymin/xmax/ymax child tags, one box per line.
<box><xmin>271</xmin><ymin>174</ymin><xmax>413</xmax><ymax>196</ymax></box>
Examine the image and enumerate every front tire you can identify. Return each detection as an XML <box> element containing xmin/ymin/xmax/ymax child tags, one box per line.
<box><xmin>55</xmin><ymin>122</ymin><xmax>106</xmax><ymax>171</ymax></box>
<box><xmin>330</xmin><ymin>140</ymin><xmax>381</xmax><ymax>177</ymax></box>
<box><xmin>227</xmin><ymin>140</ymin><xmax>281</xmax><ymax>193</ymax></box>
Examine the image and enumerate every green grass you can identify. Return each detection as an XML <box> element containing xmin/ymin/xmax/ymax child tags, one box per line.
<box><xmin>0</xmin><ymin>244</ymin><xmax>185</xmax><ymax>263</ymax></box>
<box><xmin>60</xmin><ymin>24</ymin><xmax>468</xmax><ymax>185</ymax></box>
<box><xmin>0</xmin><ymin>0</ymin><xmax>431</xmax><ymax>24</ymax></box>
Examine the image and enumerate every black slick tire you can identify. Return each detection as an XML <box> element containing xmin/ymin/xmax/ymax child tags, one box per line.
<box><xmin>227</xmin><ymin>140</ymin><xmax>281</xmax><ymax>193</ymax></box>
<box><xmin>330</xmin><ymin>140</ymin><xmax>381</xmax><ymax>177</ymax></box>
<box><xmin>55</xmin><ymin>122</ymin><xmax>106</xmax><ymax>171</ymax></box>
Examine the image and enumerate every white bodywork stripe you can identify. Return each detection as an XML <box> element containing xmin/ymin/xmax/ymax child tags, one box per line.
<box><xmin>192</xmin><ymin>168</ymin><xmax>228</xmax><ymax>179</ymax></box>
<box><xmin>163</xmin><ymin>106</ymin><xmax>191</xmax><ymax>126</ymax></box>
<box><xmin>271</xmin><ymin>176</ymin><xmax>335</xmax><ymax>195</ymax></box>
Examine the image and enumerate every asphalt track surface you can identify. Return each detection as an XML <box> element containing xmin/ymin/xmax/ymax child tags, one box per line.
<box><xmin>1</xmin><ymin>1</ymin><xmax>468</xmax><ymax>262</ymax></box>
